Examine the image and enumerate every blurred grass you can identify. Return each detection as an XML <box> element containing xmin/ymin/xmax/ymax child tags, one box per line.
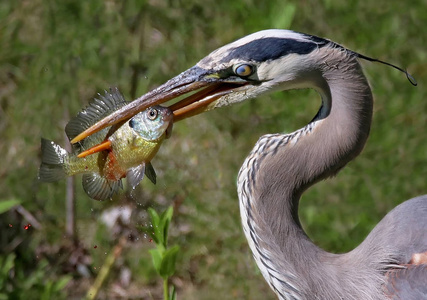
<box><xmin>0</xmin><ymin>0</ymin><xmax>426</xmax><ymax>299</ymax></box>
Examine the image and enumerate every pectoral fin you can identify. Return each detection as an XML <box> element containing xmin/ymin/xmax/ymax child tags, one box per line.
<box><xmin>126</xmin><ymin>164</ymin><xmax>146</xmax><ymax>189</ymax></box>
<box><xmin>82</xmin><ymin>173</ymin><xmax>122</xmax><ymax>200</ymax></box>
<box><xmin>144</xmin><ymin>162</ymin><xmax>157</xmax><ymax>185</ymax></box>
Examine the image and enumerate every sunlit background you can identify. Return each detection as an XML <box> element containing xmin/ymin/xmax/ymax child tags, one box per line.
<box><xmin>1</xmin><ymin>0</ymin><xmax>426</xmax><ymax>299</ymax></box>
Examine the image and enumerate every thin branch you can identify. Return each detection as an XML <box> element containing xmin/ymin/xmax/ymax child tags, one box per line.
<box><xmin>15</xmin><ymin>205</ymin><xmax>42</xmax><ymax>229</ymax></box>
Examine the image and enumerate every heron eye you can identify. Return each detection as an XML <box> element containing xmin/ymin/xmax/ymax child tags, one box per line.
<box><xmin>233</xmin><ymin>64</ymin><xmax>254</xmax><ymax>77</ymax></box>
<box><xmin>147</xmin><ymin>108</ymin><xmax>158</xmax><ymax>120</ymax></box>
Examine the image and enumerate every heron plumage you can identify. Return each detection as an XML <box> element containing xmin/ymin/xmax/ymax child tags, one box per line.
<box><xmin>228</xmin><ymin>31</ymin><xmax>426</xmax><ymax>299</ymax></box>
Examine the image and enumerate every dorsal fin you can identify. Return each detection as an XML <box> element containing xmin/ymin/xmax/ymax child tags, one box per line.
<box><xmin>65</xmin><ymin>87</ymin><xmax>128</xmax><ymax>143</ymax></box>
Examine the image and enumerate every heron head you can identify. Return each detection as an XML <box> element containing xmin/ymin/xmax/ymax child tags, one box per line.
<box><xmin>70</xmin><ymin>30</ymin><xmax>338</xmax><ymax>143</ymax></box>
<box><xmin>191</xmin><ymin>29</ymin><xmax>332</xmax><ymax>108</ymax></box>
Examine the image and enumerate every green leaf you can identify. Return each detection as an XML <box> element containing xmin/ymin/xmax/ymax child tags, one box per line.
<box><xmin>139</xmin><ymin>225</ymin><xmax>158</xmax><ymax>244</ymax></box>
<box><xmin>162</xmin><ymin>219</ymin><xmax>170</xmax><ymax>248</ymax></box>
<box><xmin>148</xmin><ymin>208</ymin><xmax>163</xmax><ymax>245</ymax></box>
<box><xmin>0</xmin><ymin>294</ymin><xmax>9</xmax><ymax>300</ymax></box>
<box><xmin>53</xmin><ymin>275</ymin><xmax>72</xmax><ymax>291</ymax></box>
<box><xmin>149</xmin><ymin>248</ymin><xmax>163</xmax><ymax>274</ymax></box>
<box><xmin>1</xmin><ymin>253</ymin><xmax>15</xmax><ymax>276</ymax></box>
<box><xmin>41</xmin><ymin>281</ymin><xmax>53</xmax><ymax>300</ymax></box>
<box><xmin>170</xmin><ymin>285</ymin><xmax>177</xmax><ymax>300</ymax></box>
<box><xmin>0</xmin><ymin>199</ymin><xmax>20</xmax><ymax>214</ymax></box>
<box><xmin>159</xmin><ymin>245</ymin><xmax>180</xmax><ymax>279</ymax></box>
<box><xmin>160</xmin><ymin>207</ymin><xmax>173</xmax><ymax>248</ymax></box>
<box><xmin>148</xmin><ymin>208</ymin><xmax>160</xmax><ymax>227</ymax></box>
<box><xmin>0</xmin><ymin>254</ymin><xmax>15</xmax><ymax>289</ymax></box>
<box><xmin>161</xmin><ymin>206</ymin><xmax>174</xmax><ymax>223</ymax></box>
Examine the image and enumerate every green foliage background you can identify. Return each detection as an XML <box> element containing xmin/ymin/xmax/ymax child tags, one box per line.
<box><xmin>0</xmin><ymin>0</ymin><xmax>425</xmax><ymax>299</ymax></box>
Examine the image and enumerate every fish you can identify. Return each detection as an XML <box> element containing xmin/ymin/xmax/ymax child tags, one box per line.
<box><xmin>39</xmin><ymin>87</ymin><xmax>173</xmax><ymax>200</ymax></box>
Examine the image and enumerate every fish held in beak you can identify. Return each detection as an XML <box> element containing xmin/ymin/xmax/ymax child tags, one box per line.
<box><xmin>39</xmin><ymin>88</ymin><xmax>173</xmax><ymax>200</ymax></box>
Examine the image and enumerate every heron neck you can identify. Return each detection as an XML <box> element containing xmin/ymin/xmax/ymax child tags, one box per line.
<box><xmin>239</xmin><ymin>53</ymin><xmax>374</xmax><ymax>299</ymax></box>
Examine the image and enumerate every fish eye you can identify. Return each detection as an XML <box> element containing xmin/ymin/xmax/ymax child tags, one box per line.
<box><xmin>233</xmin><ymin>64</ymin><xmax>254</xmax><ymax>77</ymax></box>
<box><xmin>147</xmin><ymin>108</ymin><xmax>158</xmax><ymax>120</ymax></box>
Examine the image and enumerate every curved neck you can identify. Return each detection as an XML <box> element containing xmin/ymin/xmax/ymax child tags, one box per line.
<box><xmin>238</xmin><ymin>50</ymin><xmax>377</xmax><ymax>299</ymax></box>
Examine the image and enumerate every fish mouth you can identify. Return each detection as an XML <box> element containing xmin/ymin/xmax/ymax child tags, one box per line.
<box><xmin>70</xmin><ymin>66</ymin><xmax>252</xmax><ymax>144</ymax></box>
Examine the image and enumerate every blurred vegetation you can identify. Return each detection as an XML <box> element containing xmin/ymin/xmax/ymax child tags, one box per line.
<box><xmin>142</xmin><ymin>207</ymin><xmax>179</xmax><ymax>300</ymax></box>
<box><xmin>0</xmin><ymin>0</ymin><xmax>425</xmax><ymax>299</ymax></box>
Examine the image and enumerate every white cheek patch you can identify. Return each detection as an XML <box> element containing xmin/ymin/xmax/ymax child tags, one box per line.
<box><xmin>257</xmin><ymin>54</ymin><xmax>304</xmax><ymax>81</ymax></box>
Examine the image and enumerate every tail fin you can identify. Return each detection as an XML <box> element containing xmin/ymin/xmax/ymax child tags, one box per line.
<box><xmin>38</xmin><ymin>138</ymin><xmax>68</xmax><ymax>182</ymax></box>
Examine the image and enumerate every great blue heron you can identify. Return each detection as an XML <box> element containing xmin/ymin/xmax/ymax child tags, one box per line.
<box><xmin>72</xmin><ymin>30</ymin><xmax>427</xmax><ymax>299</ymax></box>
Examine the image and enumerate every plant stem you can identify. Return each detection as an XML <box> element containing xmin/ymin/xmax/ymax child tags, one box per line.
<box><xmin>86</xmin><ymin>237</ymin><xmax>126</xmax><ymax>300</ymax></box>
<box><xmin>163</xmin><ymin>278</ymin><xmax>169</xmax><ymax>300</ymax></box>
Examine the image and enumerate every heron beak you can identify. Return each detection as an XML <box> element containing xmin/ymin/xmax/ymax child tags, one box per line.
<box><xmin>70</xmin><ymin>66</ymin><xmax>247</xmax><ymax>144</ymax></box>
<box><xmin>77</xmin><ymin>140</ymin><xmax>112</xmax><ymax>158</ymax></box>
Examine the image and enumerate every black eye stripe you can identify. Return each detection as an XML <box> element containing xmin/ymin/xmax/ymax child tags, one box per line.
<box><xmin>220</xmin><ymin>37</ymin><xmax>328</xmax><ymax>63</ymax></box>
